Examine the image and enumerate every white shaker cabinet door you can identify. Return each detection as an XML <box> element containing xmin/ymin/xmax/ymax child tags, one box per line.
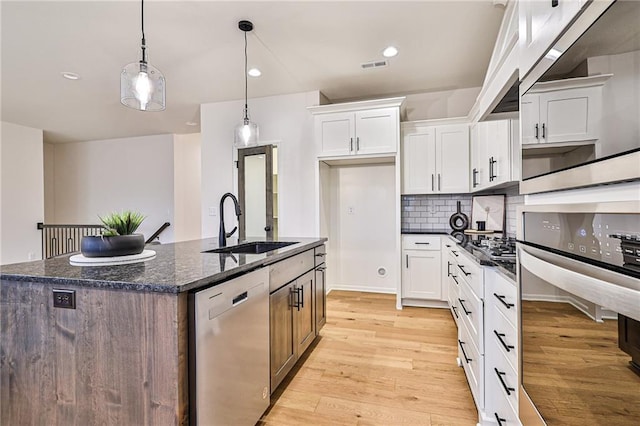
<box><xmin>355</xmin><ymin>107</ymin><xmax>398</xmax><ymax>155</ymax></box>
<box><xmin>436</xmin><ymin>125</ymin><xmax>469</xmax><ymax>194</ymax></box>
<box><xmin>402</xmin><ymin>129</ymin><xmax>435</xmax><ymax>194</ymax></box>
<box><xmin>316</xmin><ymin>112</ymin><xmax>354</xmax><ymax>157</ymax></box>
<box><xmin>402</xmin><ymin>250</ymin><xmax>442</xmax><ymax>300</ymax></box>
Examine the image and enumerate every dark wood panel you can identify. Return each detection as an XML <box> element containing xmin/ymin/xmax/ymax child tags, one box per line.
<box><xmin>269</xmin><ymin>283</ymin><xmax>296</xmax><ymax>392</ymax></box>
<box><xmin>0</xmin><ymin>280</ymin><xmax>188</xmax><ymax>425</ymax></box>
<box><xmin>295</xmin><ymin>271</ymin><xmax>315</xmax><ymax>357</ymax></box>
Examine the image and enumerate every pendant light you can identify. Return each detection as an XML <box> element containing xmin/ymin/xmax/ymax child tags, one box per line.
<box><xmin>120</xmin><ymin>0</ymin><xmax>166</xmax><ymax>111</ymax></box>
<box><xmin>234</xmin><ymin>20</ymin><xmax>259</xmax><ymax>147</ymax></box>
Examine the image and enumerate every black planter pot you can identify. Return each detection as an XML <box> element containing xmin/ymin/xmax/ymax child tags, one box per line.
<box><xmin>80</xmin><ymin>234</ymin><xmax>145</xmax><ymax>258</ymax></box>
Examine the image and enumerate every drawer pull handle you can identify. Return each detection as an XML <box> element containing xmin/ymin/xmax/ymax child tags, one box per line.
<box><xmin>457</xmin><ymin>264</ymin><xmax>471</xmax><ymax>276</ymax></box>
<box><xmin>494</xmin><ymin>368</ymin><xmax>515</xmax><ymax>396</ymax></box>
<box><xmin>493</xmin><ymin>293</ymin><xmax>514</xmax><ymax>309</ymax></box>
<box><xmin>452</xmin><ymin>305</ymin><xmax>459</xmax><ymax>319</ymax></box>
<box><xmin>495</xmin><ymin>413</ymin><xmax>506</xmax><ymax>426</ymax></box>
<box><xmin>458</xmin><ymin>340</ymin><xmax>472</xmax><ymax>363</ymax></box>
<box><xmin>494</xmin><ymin>330</ymin><xmax>515</xmax><ymax>352</ymax></box>
<box><xmin>315</xmin><ymin>253</ymin><xmax>326</xmax><ymax>257</ymax></box>
<box><xmin>415</xmin><ymin>242</ymin><xmax>431</xmax><ymax>245</ymax></box>
<box><xmin>447</xmin><ymin>261</ymin><xmax>452</xmax><ymax>277</ymax></box>
<box><xmin>452</xmin><ymin>275</ymin><xmax>459</xmax><ymax>285</ymax></box>
<box><xmin>458</xmin><ymin>298</ymin><xmax>471</xmax><ymax>315</ymax></box>
<box><xmin>451</xmin><ymin>250</ymin><xmax>459</xmax><ymax>257</ymax></box>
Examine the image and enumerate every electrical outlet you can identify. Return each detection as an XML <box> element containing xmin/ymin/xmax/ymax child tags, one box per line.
<box><xmin>53</xmin><ymin>289</ymin><xmax>76</xmax><ymax>309</ymax></box>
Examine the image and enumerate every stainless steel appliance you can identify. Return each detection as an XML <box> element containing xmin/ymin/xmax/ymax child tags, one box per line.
<box><xmin>520</xmin><ymin>0</ymin><xmax>640</xmax><ymax>194</ymax></box>
<box><xmin>518</xmin><ymin>202</ymin><xmax>640</xmax><ymax>425</ymax></box>
<box><xmin>189</xmin><ymin>267</ymin><xmax>270</xmax><ymax>425</ymax></box>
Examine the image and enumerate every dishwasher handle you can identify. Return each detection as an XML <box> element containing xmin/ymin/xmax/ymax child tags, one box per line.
<box><xmin>232</xmin><ymin>291</ymin><xmax>248</xmax><ymax>306</ymax></box>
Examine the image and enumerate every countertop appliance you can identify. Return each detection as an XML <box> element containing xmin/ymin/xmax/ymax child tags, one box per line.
<box><xmin>189</xmin><ymin>267</ymin><xmax>270</xmax><ymax>425</ymax></box>
<box><xmin>519</xmin><ymin>0</ymin><xmax>640</xmax><ymax>194</ymax></box>
<box><xmin>518</xmin><ymin>201</ymin><xmax>640</xmax><ymax>425</ymax></box>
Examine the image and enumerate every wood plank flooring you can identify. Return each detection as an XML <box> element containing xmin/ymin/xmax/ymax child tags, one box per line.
<box><xmin>259</xmin><ymin>291</ymin><xmax>477</xmax><ymax>426</ymax></box>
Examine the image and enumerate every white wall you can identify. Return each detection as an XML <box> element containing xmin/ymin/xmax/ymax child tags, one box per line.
<box><xmin>200</xmin><ymin>91</ymin><xmax>322</xmax><ymax>240</ymax></box>
<box><xmin>43</xmin><ymin>142</ymin><xmax>55</xmax><ymax>223</ymax></box>
<box><xmin>51</xmin><ymin>134</ymin><xmax>175</xmax><ymax>243</ymax></box>
<box><xmin>325</xmin><ymin>163</ymin><xmax>397</xmax><ymax>293</ymax></box>
<box><xmin>1</xmin><ymin>122</ymin><xmax>44</xmax><ymax>264</ymax></box>
<box><xmin>174</xmin><ymin>133</ymin><xmax>202</xmax><ymax>242</ymax></box>
<box><xmin>403</xmin><ymin>87</ymin><xmax>481</xmax><ymax>121</ymax></box>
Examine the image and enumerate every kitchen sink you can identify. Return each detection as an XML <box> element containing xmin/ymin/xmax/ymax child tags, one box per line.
<box><xmin>204</xmin><ymin>241</ymin><xmax>298</xmax><ymax>255</ymax></box>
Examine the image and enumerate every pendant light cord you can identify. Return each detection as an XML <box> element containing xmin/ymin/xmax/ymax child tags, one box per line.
<box><xmin>140</xmin><ymin>0</ymin><xmax>147</xmax><ymax>64</ymax></box>
<box><xmin>244</xmin><ymin>30</ymin><xmax>248</xmax><ymax>111</ymax></box>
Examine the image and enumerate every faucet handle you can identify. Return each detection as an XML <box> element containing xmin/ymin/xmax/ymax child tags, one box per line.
<box><xmin>225</xmin><ymin>226</ymin><xmax>238</xmax><ymax>238</ymax></box>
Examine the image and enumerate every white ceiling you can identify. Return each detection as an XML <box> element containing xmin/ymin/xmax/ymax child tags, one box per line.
<box><xmin>1</xmin><ymin>1</ymin><xmax>505</xmax><ymax>143</ymax></box>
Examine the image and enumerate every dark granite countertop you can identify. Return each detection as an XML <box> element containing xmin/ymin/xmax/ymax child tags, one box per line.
<box><xmin>0</xmin><ymin>237</ymin><xmax>327</xmax><ymax>294</ymax></box>
<box><xmin>401</xmin><ymin>229</ymin><xmax>451</xmax><ymax>235</ymax></box>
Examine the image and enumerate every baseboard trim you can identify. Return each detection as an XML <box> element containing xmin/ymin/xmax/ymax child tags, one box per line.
<box><xmin>327</xmin><ymin>285</ymin><xmax>396</xmax><ymax>294</ymax></box>
<box><xmin>401</xmin><ymin>298</ymin><xmax>449</xmax><ymax>309</ymax></box>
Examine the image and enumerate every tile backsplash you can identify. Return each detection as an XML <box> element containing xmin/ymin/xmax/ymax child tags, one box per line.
<box><xmin>402</xmin><ymin>186</ymin><xmax>524</xmax><ymax>237</ymax></box>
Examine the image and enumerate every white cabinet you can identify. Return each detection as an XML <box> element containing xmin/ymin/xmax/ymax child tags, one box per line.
<box><xmin>401</xmin><ymin>235</ymin><xmax>445</xmax><ymax>303</ymax></box>
<box><xmin>519</xmin><ymin>0</ymin><xmax>585</xmax><ymax>79</ymax></box>
<box><xmin>521</xmin><ymin>75</ymin><xmax>609</xmax><ymax>146</ymax></box>
<box><xmin>401</xmin><ymin>123</ymin><xmax>469</xmax><ymax>194</ymax></box>
<box><xmin>310</xmin><ymin>98</ymin><xmax>404</xmax><ymax>159</ymax></box>
<box><xmin>471</xmin><ymin>119</ymin><xmax>520</xmax><ymax>191</ymax></box>
<box><xmin>485</xmin><ymin>268</ymin><xmax>520</xmax><ymax>425</ymax></box>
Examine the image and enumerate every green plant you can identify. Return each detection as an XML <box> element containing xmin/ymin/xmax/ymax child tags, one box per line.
<box><xmin>99</xmin><ymin>210</ymin><xmax>146</xmax><ymax>236</ymax></box>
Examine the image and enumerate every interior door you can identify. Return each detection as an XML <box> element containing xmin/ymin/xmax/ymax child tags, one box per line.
<box><xmin>238</xmin><ymin>145</ymin><xmax>275</xmax><ymax>240</ymax></box>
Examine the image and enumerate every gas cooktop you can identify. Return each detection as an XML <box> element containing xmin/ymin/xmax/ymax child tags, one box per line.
<box><xmin>471</xmin><ymin>237</ymin><xmax>517</xmax><ymax>261</ymax></box>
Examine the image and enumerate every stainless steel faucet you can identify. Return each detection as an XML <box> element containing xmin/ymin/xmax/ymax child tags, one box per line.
<box><xmin>219</xmin><ymin>192</ymin><xmax>242</xmax><ymax>247</ymax></box>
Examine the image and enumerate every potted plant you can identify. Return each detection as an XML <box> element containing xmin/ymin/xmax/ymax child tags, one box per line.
<box><xmin>80</xmin><ymin>210</ymin><xmax>146</xmax><ymax>257</ymax></box>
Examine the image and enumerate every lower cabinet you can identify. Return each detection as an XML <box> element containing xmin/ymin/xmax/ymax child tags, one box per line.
<box><xmin>295</xmin><ymin>271</ymin><xmax>315</xmax><ymax>357</ymax></box>
<box><xmin>446</xmin><ymin>247</ymin><xmax>521</xmax><ymax>425</ymax></box>
<box><xmin>269</xmin><ymin>282</ymin><xmax>298</xmax><ymax>391</ymax></box>
<box><xmin>401</xmin><ymin>235</ymin><xmax>447</xmax><ymax>306</ymax></box>
<box><xmin>269</xmin><ymin>246</ymin><xmax>326</xmax><ymax>394</ymax></box>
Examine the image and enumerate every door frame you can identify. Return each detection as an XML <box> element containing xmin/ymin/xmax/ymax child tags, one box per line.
<box><xmin>238</xmin><ymin>144</ymin><xmax>274</xmax><ymax>240</ymax></box>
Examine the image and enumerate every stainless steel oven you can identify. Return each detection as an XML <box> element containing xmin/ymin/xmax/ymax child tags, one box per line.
<box><xmin>519</xmin><ymin>0</ymin><xmax>640</xmax><ymax>194</ymax></box>
<box><xmin>517</xmin><ymin>201</ymin><xmax>640</xmax><ymax>425</ymax></box>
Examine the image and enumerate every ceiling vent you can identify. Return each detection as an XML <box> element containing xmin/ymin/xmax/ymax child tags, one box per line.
<box><xmin>361</xmin><ymin>60</ymin><xmax>388</xmax><ymax>70</ymax></box>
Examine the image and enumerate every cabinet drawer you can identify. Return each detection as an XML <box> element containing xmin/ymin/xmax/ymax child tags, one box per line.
<box><xmin>456</xmin><ymin>250</ymin><xmax>483</xmax><ymax>297</ymax></box>
<box><xmin>488</xmin><ymin>306</ymin><xmax>518</xmax><ymax>374</ymax></box>
<box><xmin>459</xmin><ymin>319</ymin><xmax>483</xmax><ymax>409</ymax></box>
<box><xmin>402</xmin><ymin>235</ymin><xmax>440</xmax><ymax>250</ymax></box>
<box><xmin>458</xmin><ymin>278</ymin><xmax>484</xmax><ymax>353</ymax></box>
<box><xmin>490</xmin><ymin>381</ymin><xmax>521</xmax><ymax>426</ymax></box>
<box><xmin>269</xmin><ymin>250</ymin><xmax>314</xmax><ymax>293</ymax></box>
<box><xmin>488</xmin><ymin>337</ymin><xmax>518</xmax><ymax>415</ymax></box>
<box><xmin>314</xmin><ymin>244</ymin><xmax>326</xmax><ymax>266</ymax></box>
<box><xmin>489</xmin><ymin>271</ymin><xmax>517</xmax><ymax>327</ymax></box>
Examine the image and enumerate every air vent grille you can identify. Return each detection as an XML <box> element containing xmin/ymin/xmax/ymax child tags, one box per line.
<box><xmin>361</xmin><ymin>60</ymin><xmax>388</xmax><ymax>70</ymax></box>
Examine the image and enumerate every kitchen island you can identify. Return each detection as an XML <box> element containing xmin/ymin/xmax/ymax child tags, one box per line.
<box><xmin>0</xmin><ymin>237</ymin><xmax>326</xmax><ymax>425</ymax></box>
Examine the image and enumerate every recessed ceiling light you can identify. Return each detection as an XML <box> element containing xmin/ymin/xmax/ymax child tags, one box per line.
<box><xmin>382</xmin><ymin>46</ymin><xmax>398</xmax><ymax>58</ymax></box>
<box><xmin>248</xmin><ymin>68</ymin><xmax>262</xmax><ymax>77</ymax></box>
<box><xmin>185</xmin><ymin>121</ymin><xmax>198</xmax><ymax>126</ymax></box>
<box><xmin>61</xmin><ymin>71</ymin><xmax>80</xmax><ymax>80</ymax></box>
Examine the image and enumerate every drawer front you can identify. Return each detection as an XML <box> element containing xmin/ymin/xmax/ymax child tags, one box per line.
<box><xmin>448</xmin><ymin>275</ymin><xmax>460</xmax><ymax>325</ymax></box>
<box><xmin>402</xmin><ymin>235</ymin><xmax>441</xmax><ymax>251</ymax></box>
<box><xmin>489</xmin><ymin>271</ymin><xmax>517</xmax><ymax>327</ymax></box>
<box><xmin>269</xmin><ymin>249</ymin><xmax>314</xmax><ymax>292</ymax></box>
<box><xmin>314</xmin><ymin>244</ymin><xmax>326</xmax><ymax>267</ymax></box>
<box><xmin>456</xmin><ymin>251</ymin><xmax>483</xmax><ymax>297</ymax></box>
<box><xmin>488</xmin><ymin>303</ymin><xmax>518</xmax><ymax>373</ymax></box>
<box><xmin>490</xmin><ymin>381</ymin><xmax>521</xmax><ymax>426</ymax></box>
<box><xmin>459</xmin><ymin>319</ymin><xmax>483</xmax><ymax>409</ymax></box>
<box><xmin>458</xmin><ymin>278</ymin><xmax>484</xmax><ymax>352</ymax></box>
<box><xmin>488</xmin><ymin>337</ymin><xmax>518</xmax><ymax>415</ymax></box>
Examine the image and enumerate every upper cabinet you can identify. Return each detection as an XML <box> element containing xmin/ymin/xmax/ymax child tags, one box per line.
<box><xmin>519</xmin><ymin>0</ymin><xmax>587</xmax><ymax>79</ymax></box>
<box><xmin>402</xmin><ymin>122</ymin><xmax>469</xmax><ymax>195</ymax></box>
<box><xmin>521</xmin><ymin>75</ymin><xmax>610</xmax><ymax>146</ymax></box>
<box><xmin>471</xmin><ymin>119</ymin><xmax>520</xmax><ymax>191</ymax></box>
<box><xmin>309</xmin><ymin>98</ymin><xmax>404</xmax><ymax>159</ymax></box>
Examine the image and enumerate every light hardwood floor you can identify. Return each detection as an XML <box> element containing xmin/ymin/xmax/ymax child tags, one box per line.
<box><xmin>259</xmin><ymin>291</ymin><xmax>478</xmax><ymax>426</ymax></box>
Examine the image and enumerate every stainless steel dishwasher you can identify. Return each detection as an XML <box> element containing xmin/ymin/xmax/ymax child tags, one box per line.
<box><xmin>189</xmin><ymin>267</ymin><xmax>270</xmax><ymax>426</ymax></box>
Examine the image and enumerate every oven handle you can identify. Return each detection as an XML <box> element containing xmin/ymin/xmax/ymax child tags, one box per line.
<box><xmin>519</xmin><ymin>244</ymin><xmax>640</xmax><ymax>322</ymax></box>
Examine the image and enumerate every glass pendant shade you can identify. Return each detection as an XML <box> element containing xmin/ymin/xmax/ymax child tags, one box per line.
<box><xmin>234</xmin><ymin>111</ymin><xmax>259</xmax><ymax>147</ymax></box>
<box><xmin>121</xmin><ymin>60</ymin><xmax>166</xmax><ymax>111</ymax></box>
